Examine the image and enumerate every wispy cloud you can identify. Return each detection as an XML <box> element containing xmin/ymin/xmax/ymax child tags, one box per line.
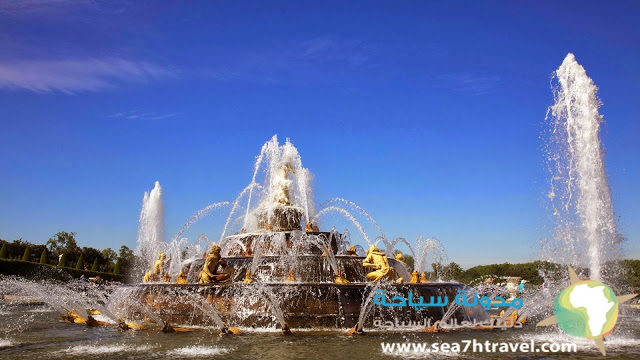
<box><xmin>435</xmin><ymin>72</ymin><xmax>500</xmax><ymax>95</ymax></box>
<box><xmin>0</xmin><ymin>58</ymin><xmax>175</xmax><ymax>94</ymax></box>
<box><xmin>109</xmin><ymin>111</ymin><xmax>178</xmax><ymax>121</ymax></box>
<box><xmin>299</xmin><ymin>36</ymin><xmax>371</xmax><ymax>68</ymax></box>
<box><xmin>0</xmin><ymin>0</ymin><xmax>92</xmax><ymax>15</ymax></box>
<box><xmin>199</xmin><ymin>35</ymin><xmax>377</xmax><ymax>85</ymax></box>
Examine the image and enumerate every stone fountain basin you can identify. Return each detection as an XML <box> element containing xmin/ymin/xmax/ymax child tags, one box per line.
<box><xmin>115</xmin><ymin>282</ymin><xmax>487</xmax><ymax>329</ymax></box>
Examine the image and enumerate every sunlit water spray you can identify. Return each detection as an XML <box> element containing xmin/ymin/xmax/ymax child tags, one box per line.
<box><xmin>545</xmin><ymin>53</ymin><xmax>622</xmax><ymax>280</ymax></box>
<box><xmin>136</xmin><ymin>181</ymin><xmax>165</xmax><ymax>272</ymax></box>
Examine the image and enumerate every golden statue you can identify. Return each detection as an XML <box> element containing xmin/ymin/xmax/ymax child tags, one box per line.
<box><xmin>85</xmin><ymin>315</ymin><xmax>111</xmax><ymax>327</ymax></box>
<box><xmin>220</xmin><ymin>325</ymin><xmax>243</xmax><ymax>335</ymax></box>
<box><xmin>153</xmin><ymin>253</ymin><xmax>166</xmax><ymax>278</ymax></box>
<box><xmin>346</xmin><ymin>245</ymin><xmax>357</xmax><ymax>256</ymax></box>
<box><xmin>362</xmin><ymin>245</ymin><xmax>395</xmax><ymax>283</ymax></box>
<box><xmin>346</xmin><ymin>322</ymin><xmax>364</xmax><ymax>335</ymax></box>
<box><xmin>198</xmin><ymin>245</ymin><xmax>230</xmax><ymax>284</ymax></box>
<box><xmin>242</xmin><ymin>269</ymin><xmax>255</xmax><ymax>284</ymax></box>
<box><xmin>88</xmin><ymin>307</ymin><xmax>101</xmax><ymax>316</ymax></box>
<box><xmin>176</xmin><ymin>272</ymin><xmax>187</xmax><ymax>284</ymax></box>
<box><xmin>63</xmin><ymin>309</ymin><xmax>87</xmax><ymax>324</ymax></box>
<box><xmin>285</xmin><ymin>269</ymin><xmax>296</xmax><ymax>282</ymax></box>
<box><xmin>162</xmin><ymin>321</ymin><xmax>192</xmax><ymax>333</ymax></box>
<box><xmin>305</xmin><ymin>221</ymin><xmax>314</xmax><ymax>232</ymax></box>
<box><xmin>281</xmin><ymin>322</ymin><xmax>293</xmax><ymax>335</ymax></box>
<box><xmin>117</xmin><ymin>317</ymin><xmax>147</xmax><ymax>331</ymax></box>
<box><xmin>143</xmin><ymin>252</ymin><xmax>167</xmax><ymax>282</ymax></box>
<box><xmin>274</xmin><ymin>162</ymin><xmax>295</xmax><ymax>206</ymax></box>
<box><xmin>419</xmin><ymin>272</ymin><xmax>428</xmax><ymax>283</ymax></box>
<box><xmin>334</xmin><ymin>269</ymin><xmax>350</xmax><ymax>284</ymax></box>
<box><xmin>163</xmin><ymin>272</ymin><xmax>171</xmax><ymax>283</ymax></box>
<box><xmin>395</xmin><ymin>253</ymin><xmax>408</xmax><ymax>268</ymax></box>
<box><xmin>409</xmin><ymin>270</ymin><xmax>419</xmax><ymax>283</ymax></box>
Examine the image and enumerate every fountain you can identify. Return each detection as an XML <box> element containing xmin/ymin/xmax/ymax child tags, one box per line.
<box><xmin>115</xmin><ymin>135</ymin><xmax>481</xmax><ymax>332</ymax></box>
<box><xmin>136</xmin><ymin>181</ymin><xmax>165</xmax><ymax>273</ymax></box>
<box><xmin>544</xmin><ymin>53</ymin><xmax>623</xmax><ymax>281</ymax></box>
<box><xmin>1</xmin><ymin>57</ymin><xmax>637</xmax><ymax>358</ymax></box>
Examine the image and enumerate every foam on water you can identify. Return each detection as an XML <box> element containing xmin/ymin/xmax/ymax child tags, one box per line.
<box><xmin>61</xmin><ymin>344</ymin><xmax>154</xmax><ymax>355</ymax></box>
<box><xmin>166</xmin><ymin>346</ymin><xmax>229</xmax><ymax>357</ymax></box>
<box><xmin>0</xmin><ymin>339</ymin><xmax>15</xmax><ymax>347</ymax></box>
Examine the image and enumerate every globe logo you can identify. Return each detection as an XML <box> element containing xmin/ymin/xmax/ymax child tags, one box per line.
<box><xmin>553</xmin><ymin>280</ymin><xmax>618</xmax><ymax>338</ymax></box>
<box><xmin>537</xmin><ymin>267</ymin><xmax>637</xmax><ymax>356</ymax></box>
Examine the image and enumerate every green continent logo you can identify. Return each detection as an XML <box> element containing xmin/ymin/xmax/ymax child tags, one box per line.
<box><xmin>553</xmin><ymin>280</ymin><xmax>618</xmax><ymax>339</ymax></box>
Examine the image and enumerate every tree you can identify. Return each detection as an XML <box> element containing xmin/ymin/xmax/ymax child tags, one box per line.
<box><xmin>101</xmin><ymin>248</ymin><xmax>117</xmax><ymax>264</ymax></box>
<box><xmin>118</xmin><ymin>245</ymin><xmax>136</xmax><ymax>273</ymax></box>
<box><xmin>91</xmin><ymin>258</ymin><xmax>100</xmax><ymax>272</ymax></box>
<box><xmin>442</xmin><ymin>262</ymin><xmax>463</xmax><ymax>281</ymax></box>
<box><xmin>39</xmin><ymin>250</ymin><xmax>48</xmax><ymax>264</ymax></box>
<box><xmin>46</xmin><ymin>231</ymin><xmax>79</xmax><ymax>258</ymax></box>
<box><xmin>22</xmin><ymin>245</ymin><xmax>31</xmax><ymax>262</ymax></box>
<box><xmin>58</xmin><ymin>253</ymin><xmax>68</xmax><ymax>267</ymax></box>
<box><xmin>113</xmin><ymin>258</ymin><xmax>122</xmax><ymax>275</ymax></box>
<box><xmin>0</xmin><ymin>242</ymin><xmax>7</xmax><ymax>259</ymax></box>
<box><xmin>76</xmin><ymin>255</ymin><xmax>84</xmax><ymax>270</ymax></box>
<box><xmin>119</xmin><ymin>245</ymin><xmax>134</xmax><ymax>260</ymax></box>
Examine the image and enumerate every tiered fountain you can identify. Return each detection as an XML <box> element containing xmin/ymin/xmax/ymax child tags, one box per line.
<box><xmin>122</xmin><ymin>135</ymin><xmax>484</xmax><ymax>332</ymax></box>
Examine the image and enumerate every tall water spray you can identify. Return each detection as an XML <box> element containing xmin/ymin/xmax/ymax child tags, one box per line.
<box><xmin>546</xmin><ymin>53</ymin><xmax>621</xmax><ymax>280</ymax></box>
<box><xmin>221</xmin><ymin>135</ymin><xmax>315</xmax><ymax>238</ymax></box>
<box><xmin>136</xmin><ymin>181</ymin><xmax>165</xmax><ymax>271</ymax></box>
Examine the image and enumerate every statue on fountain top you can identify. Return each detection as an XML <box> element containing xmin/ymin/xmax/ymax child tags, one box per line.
<box><xmin>273</xmin><ymin>162</ymin><xmax>296</xmax><ymax>206</ymax></box>
<box><xmin>198</xmin><ymin>245</ymin><xmax>230</xmax><ymax>284</ymax></box>
<box><xmin>362</xmin><ymin>245</ymin><xmax>396</xmax><ymax>283</ymax></box>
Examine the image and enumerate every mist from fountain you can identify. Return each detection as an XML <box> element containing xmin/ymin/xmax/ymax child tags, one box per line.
<box><xmin>320</xmin><ymin>198</ymin><xmax>386</xmax><ymax>239</ymax></box>
<box><xmin>313</xmin><ymin>206</ymin><xmax>372</xmax><ymax>246</ymax></box>
<box><xmin>172</xmin><ymin>202</ymin><xmax>230</xmax><ymax>244</ymax></box>
<box><xmin>136</xmin><ymin>181</ymin><xmax>165</xmax><ymax>272</ymax></box>
<box><xmin>544</xmin><ymin>53</ymin><xmax>622</xmax><ymax>281</ymax></box>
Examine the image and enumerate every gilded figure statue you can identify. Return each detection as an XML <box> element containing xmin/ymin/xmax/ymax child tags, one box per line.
<box><xmin>346</xmin><ymin>245</ymin><xmax>357</xmax><ymax>256</ymax></box>
<box><xmin>153</xmin><ymin>253</ymin><xmax>166</xmax><ymax>278</ymax></box>
<box><xmin>410</xmin><ymin>270</ymin><xmax>419</xmax><ymax>283</ymax></box>
<box><xmin>305</xmin><ymin>221</ymin><xmax>314</xmax><ymax>232</ymax></box>
<box><xmin>362</xmin><ymin>245</ymin><xmax>395</xmax><ymax>282</ymax></box>
<box><xmin>198</xmin><ymin>245</ymin><xmax>230</xmax><ymax>284</ymax></box>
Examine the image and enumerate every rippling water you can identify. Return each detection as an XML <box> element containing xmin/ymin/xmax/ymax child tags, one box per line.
<box><xmin>1</xmin><ymin>305</ymin><xmax>638</xmax><ymax>359</ymax></box>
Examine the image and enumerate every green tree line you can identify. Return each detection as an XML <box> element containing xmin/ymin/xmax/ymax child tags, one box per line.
<box><xmin>396</xmin><ymin>251</ymin><xmax>640</xmax><ymax>292</ymax></box>
<box><xmin>0</xmin><ymin>231</ymin><xmax>136</xmax><ymax>276</ymax></box>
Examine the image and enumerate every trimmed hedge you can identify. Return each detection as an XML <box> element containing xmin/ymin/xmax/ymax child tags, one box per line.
<box><xmin>0</xmin><ymin>258</ymin><xmax>127</xmax><ymax>283</ymax></box>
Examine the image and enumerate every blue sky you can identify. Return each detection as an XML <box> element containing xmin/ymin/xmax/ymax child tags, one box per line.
<box><xmin>0</xmin><ymin>1</ymin><xmax>638</xmax><ymax>268</ymax></box>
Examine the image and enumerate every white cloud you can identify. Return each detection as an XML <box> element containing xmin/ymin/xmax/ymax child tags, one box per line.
<box><xmin>0</xmin><ymin>58</ymin><xmax>175</xmax><ymax>94</ymax></box>
<box><xmin>436</xmin><ymin>72</ymin><xmax>500</xmax><ymax>95</ymax></box>
<box><xmin>109</xmin><ymin>111</ymin><xmax>178</xmax><ymax>121</ymax></box>
<box><xmin>0</xmin><ymin>0</ymin><xmax>91</xmax><ymax>15</ymax></box>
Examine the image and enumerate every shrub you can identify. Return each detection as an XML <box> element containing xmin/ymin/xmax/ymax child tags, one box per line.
<box><xmin>58</xmin><ymin>253</ymin><xmax>68</xmax><ymax>267</ymax></box>
<box><xmin>76</xmin><ymin>255</ymin><xmax>84</xmax><ymax>270</ymax></box>
<box><xmin>39</xmin><ymin>250</ymin><xmax>48</xmax><ymax>264</ymax></box>
<box><xmin>114</xmin><ymin>258</ymin><xmax>122</xmax><ymax>275</ymax></box>
<box><xmin>22</xmin><ymin>246</ymin><xmax>31</xmax><ymax>262</ymax></box>
<box><xmin>91</xmin><ymin>258</ymin><xmax>99</xmax><ymax>272</ymax></box>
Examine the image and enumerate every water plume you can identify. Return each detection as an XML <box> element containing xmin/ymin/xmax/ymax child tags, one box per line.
<box><xmin>136</xmin><ymin>181</ymin><xmax>165</xmax><ymax>271</ymax></box>
<box><xmin>545</xmin><ymin>53</ymin><xmax>622</xmax><ymax>280</ymax></box>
